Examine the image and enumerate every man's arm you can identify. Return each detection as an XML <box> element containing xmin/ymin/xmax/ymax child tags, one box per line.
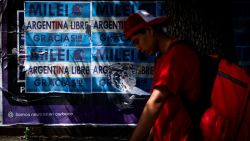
<box><xmin>129</xmin><ymin>86</ymin><xmax>172</xmax><ymax>141</ymax></box>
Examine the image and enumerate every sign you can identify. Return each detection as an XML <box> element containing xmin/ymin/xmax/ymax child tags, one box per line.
<box><xmin>3</xmin><ymin>1</ymin><xmax>165</xmax><ymax>125</ymax></box>
<box><xmin>24</xmin><ymin>2</ymin><xmax>91</xmax><ymax>93</ymax></box>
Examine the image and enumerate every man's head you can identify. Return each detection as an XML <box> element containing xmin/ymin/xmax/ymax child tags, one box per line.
<box><xmin>124</xmin><ymin>10</ymin><xmax>170</xmax><ymax>55</ymax></box>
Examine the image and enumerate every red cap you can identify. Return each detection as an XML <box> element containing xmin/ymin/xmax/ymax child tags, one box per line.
<box><xmin>124</xmin><ymin>10</ymin><xmax>170</xmax><ymax>39</ymax></box>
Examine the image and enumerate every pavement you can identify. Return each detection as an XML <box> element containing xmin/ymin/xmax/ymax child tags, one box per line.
<box><xmin>0</xmin><ymin>126</ymin><xmax>133</xmax><ymax>141</ymax></box>
<box><xmin>0</xmin><ymin>136</ymin><xmax>129</xmax><ymax>141</ymax></box>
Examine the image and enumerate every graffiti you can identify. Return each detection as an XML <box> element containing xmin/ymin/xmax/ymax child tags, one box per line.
<box><xmin>106</xmin><ymin>63</ymin><xmax>136</xmax><ymax>92</ymax></box>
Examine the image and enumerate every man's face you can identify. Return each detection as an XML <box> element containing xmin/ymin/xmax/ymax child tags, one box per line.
<box><xmin>130</xmin><ymin>28</ymin><xmax>156</xmax><ymax>55</ymax></box>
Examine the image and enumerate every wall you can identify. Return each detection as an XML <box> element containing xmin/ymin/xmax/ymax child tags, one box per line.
<box><xmin>233</xmin><ymin>0</ymin><xmax>250</xmax><ymax>73</ymax></box>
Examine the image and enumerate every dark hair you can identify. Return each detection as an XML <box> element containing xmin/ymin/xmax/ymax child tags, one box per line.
<box><xmin>152</xmin><ymin>25</ymin><xmax>169</xmax><ymax>36</ymax></box>
<box><xmin>131</xmin><ymin>28</ymin><xmax>146</xmax><ymax>37</ymax></box>
<box><xmin>131</xmin><ymin>25</ymin><xmax>169</xmax><ymax>38</ymax></box>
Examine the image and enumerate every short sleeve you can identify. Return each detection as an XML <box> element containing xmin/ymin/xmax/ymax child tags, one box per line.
<box><xmin>153</xmin><ymin>48</ymin><xmax>186</xmax><ymax>94</ymax></box>
<box><xmin>152</xmin><ymin>44</ymin><xmax>200</xmax><ymax>98</ymax></box>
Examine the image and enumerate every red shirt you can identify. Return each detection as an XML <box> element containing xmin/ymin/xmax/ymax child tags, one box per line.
<box><xmin>151</xmin><ymin>41</ymin><xmax>201</xmax><ymax>141</ymax></box>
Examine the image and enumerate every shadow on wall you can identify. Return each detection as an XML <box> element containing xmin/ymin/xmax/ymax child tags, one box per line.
<box><xmin>164</xmin><ymin>0</ymin><xmax>237</xmax><ymax>63</ymax></box>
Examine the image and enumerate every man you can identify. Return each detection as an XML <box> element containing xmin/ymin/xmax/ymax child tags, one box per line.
<box><xmin>124</xmin><ymin>10</ymin><xmax>202</xmax><ymax>141</ymax></box>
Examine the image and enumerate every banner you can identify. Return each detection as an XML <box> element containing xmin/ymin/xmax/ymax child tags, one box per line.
<box><xmin>2</xmin><ymin>1</ymin><xmax>165</xmax><ymax>125</ymax></box>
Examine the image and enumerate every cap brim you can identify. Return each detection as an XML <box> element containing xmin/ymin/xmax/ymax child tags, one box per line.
<box><xmin>125</xmin><ymin>22</ymin><xmax>146</xmax><ymax>39</ymax></box>
<box><xmin>124</xmin><ymin>16</ymin><xmax>170</xmax><ymax>39</ymax></box>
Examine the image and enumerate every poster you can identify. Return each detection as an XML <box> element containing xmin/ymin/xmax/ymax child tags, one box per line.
<box><xmin>24</xmin><ymin>2</ymin><xmax>92</xmax><ymax>93</ymax></box>
<box><xmin>2</xmin><ymin>1</ymin><xmax>165</xmax><ymax>125</ymax></box>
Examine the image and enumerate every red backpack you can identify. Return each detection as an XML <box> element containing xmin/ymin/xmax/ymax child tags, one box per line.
<box><xmin>200</xmin><ymin>59</ymin><xmax>250</xmax><ymax>141</ymax></box>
